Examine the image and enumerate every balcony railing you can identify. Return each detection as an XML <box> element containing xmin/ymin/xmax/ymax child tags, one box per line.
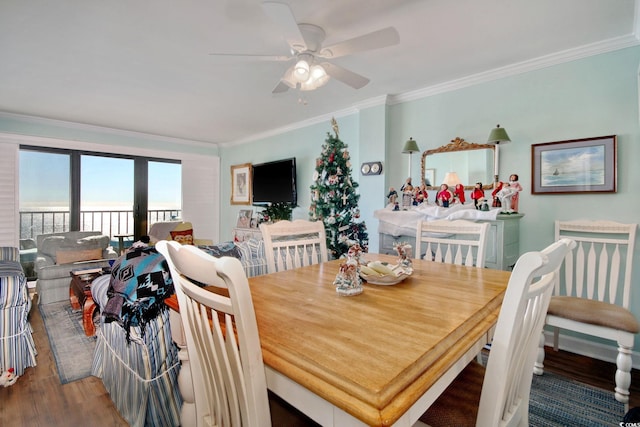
<box><xmin>19</xmin><ymin>209</ymin><xmax>181</xmax><ymax>240</ymax></box>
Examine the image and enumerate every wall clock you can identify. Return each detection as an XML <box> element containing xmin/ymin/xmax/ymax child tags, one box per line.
<box><xmin>360</xmin><ymin>161</ymin><xmax>383</xmax><ymax>176</ymax></box>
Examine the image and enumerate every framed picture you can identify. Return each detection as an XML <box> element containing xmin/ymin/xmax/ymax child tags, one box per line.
<box><xmin>236</xmin><ymin>209</ymin><xmax>253</xmax><ymax>228</ymax></box>
<box><xmin>425</xmin><ymin>168</ymin><xmax>435</xmax><ymax>187</ymax></box>
<box><xmin>531</xmin><ymin>135</ymin><xmax>616</xmax><ymax>194</ymax></box>
<box><xmin>231</xmin><ymin>163</ymin><xmax>252</xmax><ymax>205</ymax></box>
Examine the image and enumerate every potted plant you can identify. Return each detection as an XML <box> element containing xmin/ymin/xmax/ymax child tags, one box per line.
<box><xmin>258</xmin><ymin>202</ymin><xmax>295</xmax><ymax>223</ymax></box>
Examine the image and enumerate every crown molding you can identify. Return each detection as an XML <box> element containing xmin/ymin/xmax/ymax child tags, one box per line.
<box><xmin>221</xmin><ymin>95</ymin><xmax>390</xmax><ymax>147</ymax></box>
<box><xmin>388</xmin><ymin>34</ymin><xmax>640</xmax><ymax>105</ymax></box>
<box><xmin>0</xmin><ymin>131</ymin><xmax>216</xmax><ymax>162</ymax></box>
<box><xmin>227</xmin><ymin>34</ymin><xmax>640</xmax><ymax>145</ymax></box>
<box><xmin>0</xmin><ymin>111</ymin><xmax>216</xmax><ymax>149</ymax></box>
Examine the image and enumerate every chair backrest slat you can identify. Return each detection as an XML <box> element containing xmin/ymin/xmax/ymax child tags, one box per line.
<box><xmin>555</xmin><ymin>220</ymin><xmax>637</xmax><ymax>308</ymax></box>
<box><xmin>477</xmin><ymin>238</ymin><xmax>575</xmax><ymax>426</ymax></box>
<box><xmin>156</xmin><ymin>240</ymin><xmax>270</xmax><ymax>427</ymax></box>
<box><xmin>260</xmin><ymin>220</ymin><xmax>328</xmax><ymax>273</ymax></box>
<box><xmin>415</xmin><ymin>219</ymin><xmax>490</xmax><ymax>268</ymax></box>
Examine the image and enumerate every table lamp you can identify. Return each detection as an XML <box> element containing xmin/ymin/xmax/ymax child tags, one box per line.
<box><xmin>487</xmin><ymin>124</ymin><xmax>511</xmax><ymax>183</ymax></box>
<box><xmin>402</xmin><ymin>137</ymin><xmax>420</xmax><ymax>180</ymax></box>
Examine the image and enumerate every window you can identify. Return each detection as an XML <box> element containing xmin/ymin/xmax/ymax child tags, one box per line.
<box><xmin>19</xmin><ymin>147</ymin><xmax>181</xmax><ymax>241</ymax></box>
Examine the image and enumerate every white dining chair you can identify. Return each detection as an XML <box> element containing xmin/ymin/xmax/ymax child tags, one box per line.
<box><xmin>416</xmin><ymin>238</ymin><xmax>575</xmax><ymax>427</ymax></box>
<box><xmin>415</xmin><ymin>219</ymin><xmax>490</xmax><ymax>268</ymax></box>
<box><xmin>157</xmin><ymin>240</ymin><xmax>271</xmax><ymax>427</ymax></box>
<box><xmin>534</xmin><ymin>220</ymin><xmax>639</xmax><ymax>408</ymax></box>
<box><xmin>260</xmin><ymin>219</ymin><xmax>328</xmax><ymax>273</ymax></box>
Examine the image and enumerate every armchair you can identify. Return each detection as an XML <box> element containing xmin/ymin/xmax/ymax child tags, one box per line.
<box><xmin>148</xmin><ymin>221</ymin><xmax>213</xmax><ymax>246</ymax></box>
<box><xmin>35</xmin><ymin>231</ymin><xmax>117</xmax><ymax>304</ymax></box>
<box><xmin>0</xmin><ymin>247</ymin><xmax>37</xmax><ymax>376</ymax></box>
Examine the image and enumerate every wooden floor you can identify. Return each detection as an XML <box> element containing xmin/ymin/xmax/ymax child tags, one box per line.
<box><xmin>1</xmin><ymin>297</ymin><xmax>639</xmax><ymax>426</ymax></box>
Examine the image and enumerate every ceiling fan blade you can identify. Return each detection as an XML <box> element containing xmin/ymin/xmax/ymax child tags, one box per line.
<box><xmin>261</xmin><ymin>1</ymin><xmax>306</xmax><ymax>50</ymax></box>
<box><xmin>321</xmin><ymin>62</ymin><xmax>370</xmax><ymax>89</ymax></box>
<box><xmin>272</xmin><ymin>64</ymin><xmax>296</xmax><ymax>93</ymax></box>
<box><xmin>319</xmin><ymin>27</ymin><xmax>400</xmax><ymax>59</ymax></box>
<box><xmin>272</xmin><ymin>80</ymin><xmax>291</xmax><ymax>93</ymax></box>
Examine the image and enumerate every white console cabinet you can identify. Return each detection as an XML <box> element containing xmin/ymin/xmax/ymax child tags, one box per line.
<box><xmin>378</xmin><ymin>214</ymin><xmax>523</xmax><ymax>271</ymax></box>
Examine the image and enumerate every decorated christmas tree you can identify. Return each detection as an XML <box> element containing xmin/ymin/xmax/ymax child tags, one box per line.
<box><xmin>309</xmin><ymin>119</ymin><xmax>368</xmax><ymax>258</ymax></box>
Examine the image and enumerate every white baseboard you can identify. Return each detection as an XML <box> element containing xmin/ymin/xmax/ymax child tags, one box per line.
<box><xmin>542</xmin><ymin>330</ymin><xmax>640</xmax><ymax>370</ymax></box>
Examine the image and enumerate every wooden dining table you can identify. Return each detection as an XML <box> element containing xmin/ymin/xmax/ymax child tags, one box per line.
<box><xmin>166</xmin><ymin>254</ymin><xmax>511</xmax><ymax>426</ymax></box>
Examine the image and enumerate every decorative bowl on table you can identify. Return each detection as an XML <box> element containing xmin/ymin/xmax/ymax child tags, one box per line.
<box><xmin>359</xmin><ymin>261</ymin><xmax>413</xmax><ymax>285</ymax></box>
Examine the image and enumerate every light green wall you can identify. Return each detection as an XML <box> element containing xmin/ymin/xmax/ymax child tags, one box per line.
<box><xmin>219</xmin><ymin>115</ymin><xmax>361</xmax><ymax>242</ymax></box>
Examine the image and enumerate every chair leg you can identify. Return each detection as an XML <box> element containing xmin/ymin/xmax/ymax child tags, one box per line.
<box><xmin>533</xmin><ymin>331</ymin><xmax>545</xmax><ymax>375</ymax></box>
<box><xmin>615</xmin><ymin>344</ymin><xmax>633</xmax><ymax>410</ymax></box>
<box><xmin>552</xmin><ymin>326</ymin><xmax>560</xmax><ymax>351</ymax></box>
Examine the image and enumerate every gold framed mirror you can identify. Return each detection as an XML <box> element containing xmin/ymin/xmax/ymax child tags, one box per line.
<box><xmin>421</xmin><ymin>137</ymin><xmax>495</xmax><ymax>190</ymax></box>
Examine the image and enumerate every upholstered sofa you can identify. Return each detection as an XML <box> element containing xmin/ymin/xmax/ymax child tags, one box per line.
<box><xmin>35</xmin><ymin>231</ymin><xmax>118</xmax><ymax>304</ymax></box>
<box><xmin>0</xmin><ymin>247</ymin><xmax>37</xmax><ymax>376</ymax></box>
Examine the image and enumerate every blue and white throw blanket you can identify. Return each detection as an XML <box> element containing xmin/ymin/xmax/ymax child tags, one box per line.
<box><xmin>103</xmin><ymin>247</ymin><xmax>174</xmax><ymax>343</ymax></box>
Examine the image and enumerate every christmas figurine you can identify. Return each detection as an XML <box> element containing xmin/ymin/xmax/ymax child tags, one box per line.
<box><xmin>508</xmin><ymin>174</ymin><xmax>523</xmax><ymax>212</ymax></box>
<box><xmin>400</xmin><ymin>177</ymin><xmax>413</xmax><ymax>191</ymax></box>
<box><xmin>496</xmin><ymin>182</ymin><xmax>518</xmax><ymax>213</ymax></box>
<box><xmin>394</xmin><ymin>241</ymin><xmax>413</xmax><ymax>270</ymax></box>
<box><xmin>453</xmin><ymin>183</ymin><xmax>466</xmax><ymax>204</ymax></box>
<box><xmin>413</xmin><ymin>184</ymin><xmax>428</xmax><ymax>205</ymax></box>
<box><xmin>387</xmin><ymin>187</ymin><xmax>398</xmax><ymax>205</ymax></box>
<box><xmin>401</xmin><ymin>182</ymin><xmax>414</xmax><ymax>210</ymax></box>
<box><xmin>0</xmin><ymin>368</ymin><xmax>18</xmax><ymax>387</ymax></box>
<box><xmin>436</xmin><ymin>184</ymin><xmax>453</xmax><ymax>207</ymax></box>
<box><xmin>471</xmin><ymin>182</ymin><xmax>485</xmax><ymax>209</ymax></box>
<box><xmin>491</xmin><ymin>181</ymin><xmax>503</xmax><ymax>208</ymax></box>
<box><xmin>334</xmin><ymin>244</ymin><xmax>363</xmax><ymax>296</ymax></box>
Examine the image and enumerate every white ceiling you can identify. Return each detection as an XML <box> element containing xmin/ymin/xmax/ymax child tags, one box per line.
<box><xmin>1</xmin><ymin>0</ymin><xmax>638</xmax><ymax>145</ymax></box>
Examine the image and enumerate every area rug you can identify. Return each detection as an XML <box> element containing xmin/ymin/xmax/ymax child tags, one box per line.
<box><xmin>478</xmin><ymin>350</ymin><xmax>626</xmax><ymax>426</ymax></box>
<box><xmin>40</xmin><ymin>301</ymin><xmax>96</xmax><ymax>384</ymax></box>
<box><xmin>529</xmin><ymin>371</ymin><xmax>625</xmax><ymax>426</ymax></box>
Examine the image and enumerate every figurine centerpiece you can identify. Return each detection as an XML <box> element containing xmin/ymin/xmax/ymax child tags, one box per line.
<box><xmin>394</xmin><ymin>241</ymin><xmax>413</xmax><ymax>269</ymax></box>
<box><xmin>334</xmin><ymin>243</ymin><xmax>364</xmax><ymax>296</ymax></box>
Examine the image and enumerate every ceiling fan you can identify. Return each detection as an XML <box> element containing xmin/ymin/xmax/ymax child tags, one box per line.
<box><xmin>211</xmin><ymin>1</ymin><xmax>400</xmax><ymax>93</ymax></box>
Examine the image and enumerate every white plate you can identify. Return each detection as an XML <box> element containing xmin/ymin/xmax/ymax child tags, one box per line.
<box><xmin>359</xmin><ymin>265</ymin><xmax>413</xmax><ymax>285</ymax></box>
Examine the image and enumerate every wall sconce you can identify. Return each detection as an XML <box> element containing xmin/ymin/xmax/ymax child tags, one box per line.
<box><xmin>402</xmin><ymin>137</ymin><xmax>420</xmax><ymax>180</ymax></box>
<box><xmin>487</xmin><ymin>124</ymin><xmax>511</xmax><ymax>183</ymax></box>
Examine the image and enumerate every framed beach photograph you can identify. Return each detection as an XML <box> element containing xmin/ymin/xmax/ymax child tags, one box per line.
<box><xmin>231</xmin><ymin>163</ymin><xmax>252</xmax><ymax>204</ymax></box>
<box><xmin>236</xmin><ymin>209</ymin><xmax>253</xmax><ymax>228</ymax></box>
<box><xmin>531</xmin><ymin>135</ymin><xmax>616</xmax><ymax>194</ymax></box>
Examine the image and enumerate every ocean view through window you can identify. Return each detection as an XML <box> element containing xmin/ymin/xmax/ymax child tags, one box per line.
<box><xmin>19</xmin><ymin>148</ymin><xmax>182</xmax><ymax>240</ymax></box>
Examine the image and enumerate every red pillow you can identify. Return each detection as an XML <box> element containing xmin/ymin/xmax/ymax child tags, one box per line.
<box><xmin>170</xmin><ymin>229</ymin><xmax>194</xmax><ymax>245</ymax></box>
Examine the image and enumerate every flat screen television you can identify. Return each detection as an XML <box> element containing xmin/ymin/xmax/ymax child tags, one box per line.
<box><xmin>252</xmin><ymin>158</ymin><xmax>297</xmax><ymax>206</ymax></box>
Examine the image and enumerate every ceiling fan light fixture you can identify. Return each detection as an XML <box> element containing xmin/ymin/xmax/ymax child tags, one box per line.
<box><xmin>281</xmin><ymin>65</ymin><xmax>297</xmax><ymax>88</ymax></box>
<box><xmin>300</xmin><ymin>64</ymin><xmax>330</xmax><ymax>91</ymax></box>
<box><xmin>294</xmin><ymin>58</ymin><xmax>310</xmax><ymax>82</ymax></box>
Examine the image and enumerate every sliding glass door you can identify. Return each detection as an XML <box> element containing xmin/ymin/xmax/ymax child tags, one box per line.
<box><xmin>19</xmin><ymin>150</ymin><xmax>71</xmax><ymax>237</ymax></box>
<box><xmin>19</xmin><ymin>147</ymin><xmax>181</xmax><ymax>242</ymax></box>
<box><xmin>80</xmin><ymin>154</ymin><xmax>135</xmax><ymax>239</ymax></box>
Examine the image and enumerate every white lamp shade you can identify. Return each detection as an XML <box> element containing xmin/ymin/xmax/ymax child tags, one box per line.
<box><xmin>442</xmin><ymin>172</ymin><xmax>462</xmax><ymax>187</ymax></box>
